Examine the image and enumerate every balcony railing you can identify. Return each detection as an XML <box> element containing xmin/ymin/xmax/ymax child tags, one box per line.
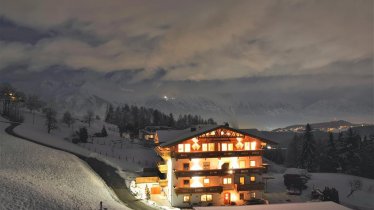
<box><xmin>155</xmin><ymin>146</ymin><xmax>171</xmax><ymax>160</ymax></box>
<box><xmin>172</xmin><ymin>150</ymin><xmax>263</xmax><ymax>159</ymax></box>
<box><xmin>175</xmin><ymin>186</ymin><xmax>223</xmax><ymax>194</ymax></box>
<box><xmin>237</xmin><ymin>182</ymin><xmax>265</xmax><ymax>191</ymax></box>
<box><xmin>174</xmin><ymin>167</ymin><xmax>265</xmax><ymax>178</ymax></box>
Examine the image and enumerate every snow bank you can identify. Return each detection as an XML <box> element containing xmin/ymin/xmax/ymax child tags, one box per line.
<box><xmin>0</xmin><ymin>119</ymin><xmax>129</xmax><ymax>210</ymax></box>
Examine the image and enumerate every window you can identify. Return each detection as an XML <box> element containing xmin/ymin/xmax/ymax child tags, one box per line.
<box><xmin>228</xmin><ymin>143</ymin><xmax>233</xmax><ymax>151</ymax></box>
<box><xmin>250</xmin><ymin>176</ymin><xmax>256</xmax><ymax>182</ymax></box>
<box><xmin>240</xmin><ymin>177</ymin><xmax>245</xmax><ymax>185</ymax></box>
<box><xmin>183</xmin><ymin>179</ymin><xmax>190</xmax><ymax>186</ymax></box>
<box><xmin>178</xmin><ymin>144</ymin><xmax>184</xmax><ymax>152</ymax></box>
<box><xmin>208</xmin><ymin>143</ymin><xmax>215</xmax><ymax>151</ymax></box>
<box><xmin>250</xmin><ymin>192</ymin><xmax>256</xmax><ymax>198</ymax></box>
<box><xmin>239</xmin><ymin>160</ymin><xmax>246</xmax><ymax>169</ymax></box>
<box><xmin>203</xmin><ymin>162</ymin><xmax>210</xmax><ymax>170</ymax></box>
<box><xmin>183</xmin><ymin>195</ymin><xmax>191</xmax><ymax>203</ymax></box>
<box><xmin>184</xmin><ymin>144</ymin><xmax>191</xmax><ymax>152</ymax></box>
<box><xmin>221</xmin><ymin>143</ymin><xmax>227</xmax><ymax>151</ymax></box>
<box><xmin>250</xmin><ymin>160</ymin><xmax>256</xmax><ymax>167</ymax></box>
<box><xmin>201</xmin><ymin>194</ymin><xmax>213</xmax><ymax>202</ymax></box>
<box><xmin>244</xmin><ymin>142</ymin><xmax>250</xmax><ymax>150</ymax></box>
<box><xmin>239</xmin><ymin>193</ymin><xmax>244</xmax><ymax>200</ymax></box>
<box><xmin>202</xmin><ymin>143</ymin><xmax>208</xmax><ymax>151</ymax></box>
<box><xmin>203</xmin><ymin>178</ymin><xmax>210</xmax><ymax>185</ymax></box>
<box><xmin>250</xmin><ymin>141</ymin><xmax>257</xmax><ymax>150</ymax></box>
<box><xmin>183</xmin><ymin>163</ymin><xmax>190</xmax><ymax>170</ymax></box>
<box><xmin>223</xmin><ymin>177</ymin><xmax>232</xmax><ymax>184</ymax></box>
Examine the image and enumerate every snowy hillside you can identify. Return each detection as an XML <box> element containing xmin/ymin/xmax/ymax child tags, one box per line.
<box><xmin>0</xmin><ymin>117</ymin><xmax>129</xmax><ymax>210</ymax></box>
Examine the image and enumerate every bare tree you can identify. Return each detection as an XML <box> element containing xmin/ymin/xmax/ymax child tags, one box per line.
<box><xmin>347</xmin><ymin>179</ymin><xmax>362</xmax><ymax>197</ymax></box>
<box><xmin>84</xmin><ymin>110</ymin><xmax>94</xmax><ymax>127</ymax></box>
<box><xmin>25</xmin><ymin>95</ymin><xmax>44</xmax><ymax>124</ymax></box>
<box><xmin>62</xmin><ymin>111</ymin><xmax>75</xmax><ymax>128</ymax></box>
<box><xmin>43</xmin><ymin>107</ymin><xmax>58</xmax><ymax>133</ymax></box>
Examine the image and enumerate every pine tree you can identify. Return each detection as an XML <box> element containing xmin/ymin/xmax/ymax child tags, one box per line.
<box><xmin>101</xmin><ymin>126</ymin><xmax>108</xmax><ymax>137</ymax></box>
<box><xmin>338</xmin><ymin>128</ymin><xmax>361</xmax><ymax>175</ymax></box>
<box><xmin>299</xmin><ymin>124</ymin><xmax>316</xmax><ymax>171</ymax></box>
<box><xmin>62</xmin><ymin>111</ymin><xmax>74</xmax><ymax>127</ymax></box>
<box><xmin>43</xmin><ymin>107</ymin><xmax>58</xmax><ymax>134</ymax></box>
<box><xmin>320</xmin><ymin>132</ymin><xmax>339</xmax><ymax>172</ymax></box>
<box><xmin>84</xmin><ymin>110</ymin><xmax>94</xmax><ymax>127</ymax></box>
<box><xmin>286</xmin><ymin>134</ymin><xmax>301</xmax><ymax>167</ymax></box>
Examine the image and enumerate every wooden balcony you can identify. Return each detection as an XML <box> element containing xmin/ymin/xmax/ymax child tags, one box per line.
<box><xmin>172</xmin><ymin>150</ymin><xmax>263</xmax><ymax>159</ymax></box>
<box><xmin>155</xmin><ymin>146</ymin><xmax>171</xmax><ymax>160</ymax></box>
<box><xmin>157</xmin><ymin>161</ymin><xmax>168</xmax><ymax>173</ymax></box>
<box><xmin>174</xmin><ymin>167</ymin><xmax>265</xmax><ymax>178</ymax></box>
<box><xmin>175</xmin><ymin>186</ymin><xmax>223</xmax><ymax>194</ymax></box>
<box><xmin>237</xmin><ymin>182</ymin><xmax>265</xmax><ymax>191</ymax></box>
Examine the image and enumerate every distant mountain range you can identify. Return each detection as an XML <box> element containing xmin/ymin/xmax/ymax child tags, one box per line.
<box><xmin>1</xmin><ymin>65</ymin><xmax>373</xmax><ymax>129</ymax></box>
<box><xmin>272</xmin><ymin>120</ymin><xmax>370</xmax><ymax>133</ymax></box>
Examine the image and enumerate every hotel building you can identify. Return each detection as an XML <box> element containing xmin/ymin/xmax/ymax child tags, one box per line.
<box><xmin>154</xmin><ymin>124</ymin><xmax>276</xmax><ymax>207</ymax></box>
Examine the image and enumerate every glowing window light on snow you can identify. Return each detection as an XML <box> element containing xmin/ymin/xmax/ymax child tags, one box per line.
<box><xmin>190</xmin><ymin>177</ymin><xmax>203</xmax><ymax>188</ymax></box>
<box><xmin>192</xmin><ymin>137</ymin><xmax>200</xmax><ymax>150</ymax></box>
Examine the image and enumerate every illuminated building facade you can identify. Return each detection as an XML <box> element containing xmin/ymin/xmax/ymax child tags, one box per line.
<box><xmin>155</xmin><ymin>125</ymin><xmax>276</xmax><ymax>207</ymax></box>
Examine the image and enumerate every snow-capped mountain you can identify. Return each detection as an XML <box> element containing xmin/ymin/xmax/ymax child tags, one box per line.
<box><xmin>1</xmin><ymin>65</ymin><xmax>373</xmax><ymax>129</ymax></box>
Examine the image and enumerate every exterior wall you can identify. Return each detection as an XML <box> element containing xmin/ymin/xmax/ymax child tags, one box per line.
<box><xmin>160</xmin><ymin>127</ymin><xmax>268</xmax><ymax>207</ymax></box>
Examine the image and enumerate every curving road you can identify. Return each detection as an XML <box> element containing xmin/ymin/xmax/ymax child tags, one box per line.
<box><xmin>4</xmin><ymin>122</ymin><xmax>158</xmax><ymax>210</ymax></box>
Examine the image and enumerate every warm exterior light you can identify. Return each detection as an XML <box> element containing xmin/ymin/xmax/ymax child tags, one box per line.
<box><xmin>192</xmin><ymin>138</ymin><xmax>200</xmax><ymax>150</ymax></box>
<box><xmin>236</xmin><ymin>138</ymin><xmax>244</xmax><ymax>149</ymax></box>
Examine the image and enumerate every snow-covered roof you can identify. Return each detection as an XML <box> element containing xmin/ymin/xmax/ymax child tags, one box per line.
<box><xmin>157</xmin><ymin>125</ymin><xmax>278</xmax><ymax>147</ymax></box>
<box><xmin>193</xmin><ymin>202</ymin><xmax>350</xmax><ymax>210</ymax></box>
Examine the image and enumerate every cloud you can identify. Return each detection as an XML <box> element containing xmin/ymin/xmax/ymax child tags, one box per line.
<box><xmin>0</xmin><ymin>0</ymin><xmax>372</xmax><ymax>80</ymax></box>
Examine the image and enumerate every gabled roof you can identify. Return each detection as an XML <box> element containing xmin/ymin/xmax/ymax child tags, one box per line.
<box><xmin>158</xmin><ymin>125</ymin><xmax>278</xmax><ymax>147</ymax></box>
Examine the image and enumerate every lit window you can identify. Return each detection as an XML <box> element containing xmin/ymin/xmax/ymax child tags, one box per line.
<box><xmin>240</xmin><ymin>177</ymin><xmax>245</xmax><ymax>185</ymax></box>
<box><xmin>203</xmin><ymin>178</ymin><xmax>210</xmax><ymax>185</ymax></box>
<box><xmin>202</xmin><ymin>143</ymin><xmax>208</xmax><ymax>151</ymax></box>
<box><xmin>228</xmin><ymin>143</ymin><xmax>233</xmax><ymax>151</ymax></box>
<box><xmin>183</xmin><ymin>163</ymin><xmax>190</xmax><ymax>170</ymax></box>
<box><xmin>244</xmin><ymin>142</ymin><xmax>250</xmax><ymax>150</ymax></box>
<box><xmin>178</xmin><ymin>144</ymin><xmax>184</xmax><ymax>152</ymax></box>
<box><xmin>184</xmin><ymin>144</ymin><xmax>191</xmax><ymax>152</ymax></box>
<box><xmin>183</xmin><ymin>195</ymin><xmax>190</xmax><ymax>202</ymax></box>
<box><xmin>250</xmin><ymin>176</ymin><xmax>256</xmax><ymax>182</ymax></box>
<box><xmin>250</xmin><ymin>141</ymin><xmax>257</xmax><ymax>150</ymax></box>
<box><xmin>250</xmin><ymin>160</ymin><xmax>256</xmax><ymax>167</ymax></box>
<box><xmin>223</xmin><ymin>178</ymin><xmax>232</xmax><ymax>184</ymax></box>
<box><xmin>208</xmin><ymin>143</ymin><xmax>215</xmax><ymax>151</ymax></box>
<box><xmin>183</xmin><ymin>179</ymin><xmax>190</xmax><ymax>186</ymax></box>
<box><xmin>203</xmin><ymin>162</ymin><xmax>210</xmax><ymax>170</ymax></box>
<box><xmin>239</xmin><ymin>160</ymin><xmax>246</xmax><ymax>168</ymax></box>
<box><xmin>251</xmin><ymin>192</ymin><xmax>256</xmax><ymax>198</ymax></box>
<box><xmin>222</xmin><ymin>143</ymin><xmax>227</xmax><ymax>151</ymax></box>
<box><xmin>201</xmin><ymin>194</ymin><xmax>212</xmax><ymax>202</ymax></box>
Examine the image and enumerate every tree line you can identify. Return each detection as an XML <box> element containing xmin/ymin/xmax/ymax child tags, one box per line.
<box><xmin>285</xmin><ymin>124</ymin><xmax>374</xmax><ymax>179</ymax></box>
<box><xmin>105</xmin><ymin>104</ymin><xmax>216</xmax><ymax>137</ymax></box>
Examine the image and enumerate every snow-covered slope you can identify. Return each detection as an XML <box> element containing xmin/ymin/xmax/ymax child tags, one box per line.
<box><xmin>0</xmin><ymin>118</ymin><xmax>129</xmax><ymax>210</ymax></box>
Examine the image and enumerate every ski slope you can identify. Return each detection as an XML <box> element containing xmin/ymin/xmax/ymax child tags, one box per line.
<box><xmin>0</xmin><ymin>117</ymin><xmax>129</xmax><ymax>210</ymax></box>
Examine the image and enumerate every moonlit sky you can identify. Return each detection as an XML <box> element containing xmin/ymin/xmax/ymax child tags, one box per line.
<box><xmin>0</xmin><ymin>0</ymin><xmax>373</xmax><ymax>128</ymax></box>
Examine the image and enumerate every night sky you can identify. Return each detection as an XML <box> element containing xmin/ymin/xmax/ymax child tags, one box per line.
<box><xmin>0</xmin><ymin>0</ymin><xmax>373</xmax><ymax>129</ymax></box>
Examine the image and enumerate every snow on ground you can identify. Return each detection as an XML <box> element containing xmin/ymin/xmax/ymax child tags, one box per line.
<box><xmin>0</xmin><ymin>117</ymin><xmax>129</xmax><ymax>210</ymax></box>
<box><xmin>15</xmin><ymin>110</ymin><xmax>159</xmax><ymax>172</ymax></box>
<box><xmin>264</xmin><ymin>171</ymin><xmax>374</xmax><ymax>210</ymax></box>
